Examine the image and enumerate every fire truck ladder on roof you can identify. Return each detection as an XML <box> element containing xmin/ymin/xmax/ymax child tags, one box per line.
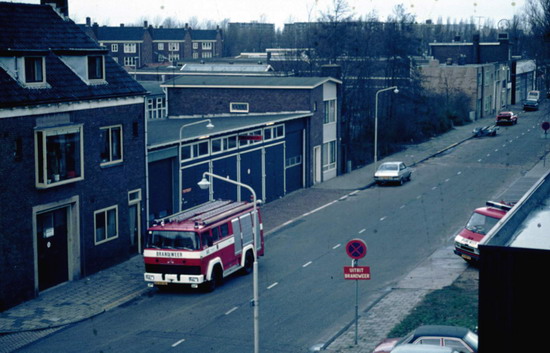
<box><xmin>164</xmin><ymin>200</ymin><xmax>232</xmax><ymax>224</ymax></box>
<box><xmin>191</xmin><ymin>201</ymin><xmax>249</xmax><ymax>226</ymax></box>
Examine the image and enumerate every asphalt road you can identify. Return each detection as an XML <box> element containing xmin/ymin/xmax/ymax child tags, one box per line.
<box><xmin>18</xmin><ymin>107</ymin><xmax>550</xmax><ymax>353</ymax></box>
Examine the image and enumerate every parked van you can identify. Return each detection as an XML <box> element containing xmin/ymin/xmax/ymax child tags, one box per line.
<box><xmin>527</xmin><ymin>90</ymin><xmax>540</xmax><ymax>102</ymax></box>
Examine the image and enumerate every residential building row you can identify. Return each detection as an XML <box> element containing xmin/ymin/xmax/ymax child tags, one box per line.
<box><xmin>79</xmin><ymin>19</ymin><xmax>224</xmax><ymax>67</ymax></box>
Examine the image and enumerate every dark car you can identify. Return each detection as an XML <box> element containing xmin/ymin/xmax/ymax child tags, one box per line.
<box><xmin>373</xmin><ymin>325</ymin><xmax>478</xmax><ymax>353</ymax></box>
<box><xmin>523</xmin><ymin>99</ymin><xmax>539</xmax><ymax>111</ymax></box>
<box><xmin>495</xmin><ymin>111</ymin><xmax>518</xmax><ymax>125</ymax></box>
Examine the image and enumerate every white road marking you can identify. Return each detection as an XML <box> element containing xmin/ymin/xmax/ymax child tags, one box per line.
<box><xmin>333</xmin><ymin>244</ymin><xmax>341</xmax><ymax>250</ymax></box>
<box><xmin>302</xmin><ymin>201</ymin><xmax>337</xmax><ymax>217</ymax></box>
<box><xmin>172</xmin><ymin>339</ymin><xmax>186</xmax><ymax>347</ymax></box>
<box><xmin>267</xmin><ymin>282</ymin><xmax>279</xmax><ymax>290</ymax></box>
<box><xmin>359</xmin><ymin>229</ymin><xmax>366</xmax><ymax>234</ymax></box>
<box><xmin>303</xmin><ymin>261</ymin><xmax>312</xmax><ymax>268</ymax></box>
<box><xmin>225</xmin><ymin>307</ymin><xmax>238</xmax><ymax>315</ymax></box>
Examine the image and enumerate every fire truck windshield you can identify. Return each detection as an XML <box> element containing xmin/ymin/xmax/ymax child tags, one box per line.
<box><xmin>146</xmin><ymin>231</ymin><xmax>200</xmax><ymax>250</ymax></box>
<box><xmin>465</xmin><ymin>212</ymin><xmax>500</xmax><ymax>235</ymax></box>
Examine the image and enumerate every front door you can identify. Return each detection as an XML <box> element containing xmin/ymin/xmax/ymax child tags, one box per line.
<box><xmin>37</xmin><ymin>207</ymin><xmax>69</xmax><ymax>291</ymax></box>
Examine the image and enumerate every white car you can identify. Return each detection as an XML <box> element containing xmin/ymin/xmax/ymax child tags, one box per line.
<box><xmin>374</xmin><ymin>161</ymin><xmax>412</xmax><ymax>185</ymax></box>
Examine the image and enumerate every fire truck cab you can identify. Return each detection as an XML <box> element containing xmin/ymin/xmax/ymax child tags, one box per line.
<box><xmin>454</xmin><ymin>201</ymin><xmax>512</xmax><ymax>263</ymax></box>
<box><xmin>143</xmin><ymin>200</ymin><xmax>264</xmax><ymax>291</ymax></box>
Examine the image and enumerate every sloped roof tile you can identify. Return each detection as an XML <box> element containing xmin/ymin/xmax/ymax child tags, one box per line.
<box><xmin>0</xmin><ymin>2</ymin><xmax>146</xmax><ymax>108</ymax></box>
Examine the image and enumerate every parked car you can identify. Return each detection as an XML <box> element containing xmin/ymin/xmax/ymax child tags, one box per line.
<box><xmin>523</xmin><ymin>99</ymin><xmax>539</xmax><ymax>111</ymax></box>
<box><xmin>527</xmin><ymin>90</ymin><xmax>540</xmax><ymax>102</ymax></box>
<box><xmin>495</xmin><ymin>111</ymin><xmax>518</xmax><ymax>125</ymax></box>
<box><xmin>373</xmin><ymin>325</ymin><xmax>478</xmax><ymax>353</ymax></box>
<box><xmin>390</xmin><ymin>345</ymin><xmax>459</xmax><ymax>353</ymax></box>
<box><xmin>472</xmin><ymin>125</ymin><xmax>498</xmax><ymax>137</ymax></box>
<box><xmin>374</xmin><ymin>161</ymin><xmax>412</xmax><ymax>185</ymax></box>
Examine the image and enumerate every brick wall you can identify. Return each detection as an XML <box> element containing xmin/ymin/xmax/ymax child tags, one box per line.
<box><xmin>0</xmin><ymin>102</ymin><xmax>146</xmax><ymax>310</ymax></box>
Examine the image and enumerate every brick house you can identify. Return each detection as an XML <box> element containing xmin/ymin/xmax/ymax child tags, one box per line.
<box><xmin>0</xmin><ymin>2</ymin><xmax>147</xmax><ymax>310</ymax></box>
<box><xmin>419</xmin><ymin>59</ymin><xmax>511</xmax><ymax>120</ymax></box>
<box><xmin>80</xmin><ymin>20</ymin><xmax>223</xmax><ymax>67</ymax></box>
<box><xmin>427</xmin><ymin>33</ymin><xmax>536</xmax><ymax>105</ymax></box>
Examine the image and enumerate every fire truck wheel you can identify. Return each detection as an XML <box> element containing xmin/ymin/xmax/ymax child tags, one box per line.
<box><xmin>204</xmin><ymin>266</ymin><xmax>223</xmax><ymax>292</ymax></box>
<box><xmin>242</xmin><ymin>251</ymin><xmax>254</xmax><ymax>275</ymax></box>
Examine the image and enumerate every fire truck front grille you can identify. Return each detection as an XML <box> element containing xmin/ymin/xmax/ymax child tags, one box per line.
<box><xmin>145</xmin><ymin>264</ymin><xmax>201</xmax><ymax>275</ymax></box>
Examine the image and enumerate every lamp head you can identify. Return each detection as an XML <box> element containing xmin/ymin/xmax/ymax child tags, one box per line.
<box><xmin>393</xmin><ymin>88</ymin><xmax>399</xmax><ymax>94</ymax></box>
<box><xmin>197</xmin><ymin>177</ymin><xmax>210</xmax><ymax>190</ymax></box>
<box><xmin>206</xmin><ymin>122</ymin><xmax>214</xmax><ymax>129</ymax></box>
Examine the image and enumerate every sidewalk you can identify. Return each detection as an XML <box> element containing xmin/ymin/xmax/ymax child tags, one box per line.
<box><xmin>0</xmin><ymin>114</ymin><xmax>534</xmax><ymax>353</ymax></box>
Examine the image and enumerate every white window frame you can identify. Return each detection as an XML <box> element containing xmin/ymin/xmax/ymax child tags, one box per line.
<box><xmin>322</xmin><ymin>140</ymin><xmax>336</xmax><ymax>172</ymax></box>
<box><xmin>202</xmin><ymin>51</ymin><xmax>212</xmax><ymax>59</ymax></box>
<box><xmin>181</xmin><ymin>140</ymin><xmax>210</xmax><ymax>161</ymax></box>
<box><xmin>324</xmin><ymin>99</ymin><xmax>337</xmax><ymax>124</ymax></box>
<box><xmin>123</xmin><ymin>43</ymin><xmax>137</xmax><ymax>53</ymax></box>
<box><xmin>168</xmin><ymin>53</ymin><xmax>180</xmax><ymax>62</ymax></box>
<box><xmin>100</xmin><ymin>125</ymin><xmax>123</xmax><ymax>166</ymax></box>
<box><xmin>124</xmin><ymin>56</ymin><xmax>137</xmax><ymax>66</ymax></box>
<box><xmin>158</xmin><ymin>43</ymin><xmax>164</xmax><ymax>50</ymax></box>
<box><xmin>263</xmin><ymin>124</ymin><xmax>284</xmax><ymax>141</ymax></box>
<box><xmin>168</xmin><ymin>42</ymin><xmax>179</xmax><ymax>51</ymax></box>
<box><xmin>111</xmin><ymin>44</ymin><xmax>118</xmax><ymax>52</ymax></box>
<box><xmin>230</xmin><ymin>102</ymin><xmax>249</xmax><ymax>113</ymax></box>
<box><xmin>211</xmin><ymin>134</ymin><xmax>238</xmax><ymax>155</ymax></box>
<box><xmin>87</xmin><ymin>55</ymin><xmax>105</xmax><ymax>81</ymax></box>
<box><xmin>34</xmin><ymin>124</ymin><xmax>84</xmax><ymax>189</ymax></box>
<box><xmin>202</xmin><ymin>42</ymin><xmax>213</xmax><ymax>50</ymax></box>
<box><xmin>94</xmin><ymin>205</ymin><xmax>118</xmax><ymax>245</ymax></box>
<box><xmin>239</xmin><ymin>129</ymin><xmax>263</xmax><ymax>146</ymax></box>
<box><xmin>24</xmin><ymin>56</ymin><xmax>46</xmax><ymax>85</ymax></box>
<box><xmin>193</xmin><ymin>42</ymin><xmax>198</xmax><ymax>50</ymax></box>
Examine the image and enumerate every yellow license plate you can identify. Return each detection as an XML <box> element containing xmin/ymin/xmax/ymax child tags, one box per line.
<box><xmin>461</xmin><ymin>254</ymin><xmax>472</xmax><ymax>260</ymax></box>
<box><xmin>154</xmin><ymin>281</ymin><xmax>168</xmax><ymax>286</ymax></box>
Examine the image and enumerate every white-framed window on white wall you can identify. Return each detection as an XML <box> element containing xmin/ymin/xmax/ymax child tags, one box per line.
<box><xmin>322</xmin><ymin>140</ymin><xmax>336</xmax><ymax>172</ymax></box>
<box><xmin>324</xmin><ymin>99</ymin><xmax>336</xmax><ymax>124</ymax></box>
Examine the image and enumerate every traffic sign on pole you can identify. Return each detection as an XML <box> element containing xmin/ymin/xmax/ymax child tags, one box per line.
<box><xmin>346</xmin><ymin>238</ymin><xmax>367</xmax><ymax>259</ymax></box>
<box><xmin>344</xmin><ymin>266</ymin><xmax>371</xmax><ymax>280</ymax></box>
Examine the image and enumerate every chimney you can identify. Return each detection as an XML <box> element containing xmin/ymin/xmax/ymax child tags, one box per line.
<box><xmin>86</xmin><ymin>17</ymin><xmax>91</xmax><ymax>26</ymax></box>
<box><xmin>144</xmin><ymin>21</ymin><xmax>148</xmax><ymax>28</ymax></box>
<box><xmin>473</xmin><ymin>33</ymin><xmax>481</xmax><ymax>64</ymax></box>
<box><xmin>40</xmin><ymin>0</ymin><xmax>68</xmax><ymax>17</ymax></box>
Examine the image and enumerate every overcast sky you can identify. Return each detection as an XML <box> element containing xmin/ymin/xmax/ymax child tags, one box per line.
<box><xmin>12</xmin><ymin>0</ymin><xmax>527</xmax><ymax>29</ymax></box>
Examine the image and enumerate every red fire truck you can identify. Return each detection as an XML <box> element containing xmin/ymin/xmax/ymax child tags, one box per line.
<box><xmin>143</xmin><ymin>200</ymin><xmax>264</xmax><ymax>291</ymax></box>
<box><xmin>454</xmin><ymin>201</ymin><xmax>513</xmax><ymax>263</ymax></box>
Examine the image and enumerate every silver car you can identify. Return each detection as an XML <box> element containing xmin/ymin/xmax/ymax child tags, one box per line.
<box><xmin>374</xmin><ymin>161</ymin><xmax>412</xmax><ymax>185</ymax></box>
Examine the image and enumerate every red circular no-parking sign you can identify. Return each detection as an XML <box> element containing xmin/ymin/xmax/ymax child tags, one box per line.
<box><xmin>542</xmin><ymin>121</ymin><xmax>550</xmax><ymax>131</ymax></box>
<box><xmin>346</xmin><ymin>238</ymin><xmax>367</xmax><ymax>260</ymax></box>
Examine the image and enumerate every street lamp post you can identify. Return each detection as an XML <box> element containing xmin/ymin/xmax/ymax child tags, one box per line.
<box><xmin>178</xmin><ymin>119</ymin><xmax>214</xmax><ymax>211</ymax></box>
<box><xmin>374</xmin><ymin>86</ymin><xmax>399</xmax><ymax>173</ymax></box>
<box><xmin>197</xmin><ymin>172</ymin><xmax>260</xmax><ymax>353</ymax></box>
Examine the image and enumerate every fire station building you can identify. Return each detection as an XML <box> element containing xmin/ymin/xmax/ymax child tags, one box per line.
<box><xmin>147</xmin><ymin>75</ymin><xmax>342</xmax><ymax>221</ymax></box>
